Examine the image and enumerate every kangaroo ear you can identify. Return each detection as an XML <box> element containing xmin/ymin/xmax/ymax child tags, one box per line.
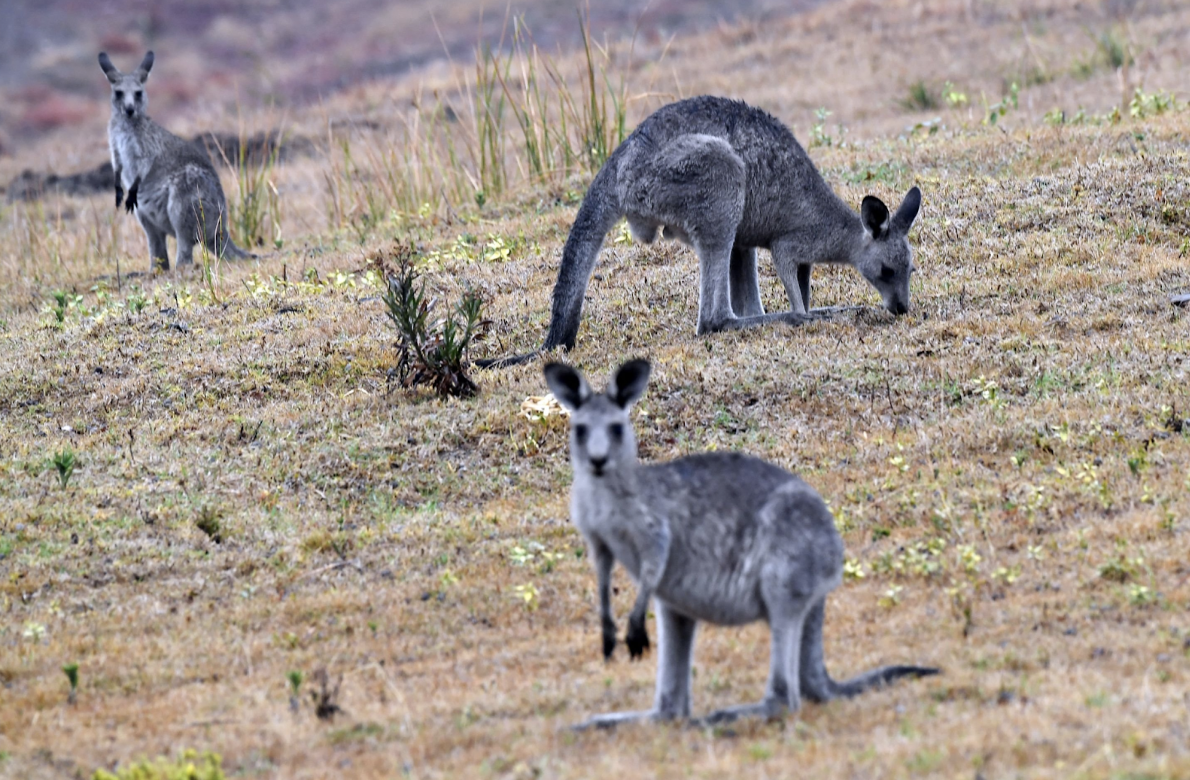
<box><xmin>892</xmin><ymin>186</ymin><xmax>922</xmax><ymax>232</ymax></box>
<box><xmin>608</xmin><ymin>359</ymin><xmax>651</xmax><ymax>409</ymax></box>
<box><xmin>98</xmin><ymin>53</ymin><xmax>121</xmax><ymax>84</ymax></box>
<box><xmin>134</xmin><ymin>51</ymin><xmax>155</xmax><ymax>83</ymax></box>
<box><xmin>543</xmin><ymin>362</ymin><xmax>590</xmax><ymax>412</ymax></box>
<box><xmin>861</xmin><ymin>195</ymin><xmax>890</xmax><ymax>240</ymax></box>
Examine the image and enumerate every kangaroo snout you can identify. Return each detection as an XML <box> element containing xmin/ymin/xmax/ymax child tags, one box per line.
<box><xmin>889</xmin><ymin>300</ymin><xmax>909</xmax><ymax>316</ymax></box>
<box><xmin>588</xmin><ymin>456</ymin><xmax>608</xmax><ymax>475</ymax></box>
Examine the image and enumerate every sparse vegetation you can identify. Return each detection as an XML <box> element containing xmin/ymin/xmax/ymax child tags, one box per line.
<box><xmin>902</xmin><ymin>80</ymin><xmax>939</xmax><ymax>111</ymax></box>
<box><xmin>51</xmin><ymin>448</ymin><xmax>77</xmax><ymax>488</ymax></box>
<box><xmin>92</xmin><ymin>751</ymin><xmax>225</xmax><ymax>780</ymax></box>
<box><xmin>378</xmin><ymin>244</ymin><xmax>489</xmax><ymax>398</ymax></box>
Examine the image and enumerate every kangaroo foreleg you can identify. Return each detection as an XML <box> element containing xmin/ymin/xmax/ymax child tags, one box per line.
<box><xmin>593</xmin><ymin>539</ymin><xmax>617</xmax><ymax>660</ymax></box>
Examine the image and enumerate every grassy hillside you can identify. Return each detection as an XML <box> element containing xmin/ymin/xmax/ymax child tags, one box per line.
<box><xmin>1</xmin><ymin>0</ymin><xmax>1189</xmax><ymax>778</ymax></box>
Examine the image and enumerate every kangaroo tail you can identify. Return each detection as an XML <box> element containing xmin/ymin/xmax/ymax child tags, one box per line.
<box><xmin>474</xmin><ymin>350</ymin><xmax>540</xmax><ymax>370</ymax></box>
<box><xmin>541</xmin><ymin>158</ymin><xmax>624</xmax><ymax>351</ymax></box>
<box><xmin>826</xmin><ymin>664</ymin><xmax>940</xmax><ymax>699</ymax></box>
<box><xmin>475</xmin><ymin>150</ymin><xmax>625</xmax><ymax>369</ymax></box>
<box><xmin>799</xmin><ymin>599</ymin><xmax>939</xmax><ymax>704</ymax></box>
<box><xmin>221</xmin><ymin>239</ymin><xmax>256</xmax><ymax>261</ymax></box>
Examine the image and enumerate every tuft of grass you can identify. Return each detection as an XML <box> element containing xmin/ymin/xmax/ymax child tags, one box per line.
<box><xmin>51</xmin><ymin>448</ymin><xmax>77</xmax><ymax>488</ymax></box>
<box><xmin>902</xmin><ymin>80</ymin><xmax>940</xmax><ymax>111</ymax></box>
<box><xmin>195</xmin><ymin>506</ymin><xmax>224</xmax><ymax>544</ymax></box>
<box><xmin>223</xmin><ymin>129</ymin><xmax>284</xmax><ymax>250</ymax></box>
<box><xmin>322</xmin><ymin>11</ymin><xmax>635</xmax><ymax>235</ymax></box>
<box><xmin>63</xmin><ymin>661</ymin><xmax>79</xmax><ymax>704</ymax></box>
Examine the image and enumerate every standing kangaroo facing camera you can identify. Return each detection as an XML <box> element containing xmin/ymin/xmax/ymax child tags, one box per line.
<box><xmin>544</xmin><ymin>359</ymin><xmax>938</xmax><ymax>729</ymax></box>
<box><xmin>481</xmin><ymin>96</ymin><xmax>921</xmax><ymax>368</ymax></box>
<box><xmin>99</xmin><ymin>51</ymin><xmax>252</xmax><ymax>271</ymax></box>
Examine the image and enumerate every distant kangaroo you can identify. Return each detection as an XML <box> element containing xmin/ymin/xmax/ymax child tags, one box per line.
<box><xmin>481</xmin><ymin>96</ymin><xmax>921</xmax><ymax>367</ymax></box>
<box><xmin>544</xmin><ymin>359</ymin><xmax>938</xmax><ymax>728</ymax></box>
<box><xmin>98</xmin><ymin>51</ymin><xmax>252</xmax><ymax>271</ymax></box>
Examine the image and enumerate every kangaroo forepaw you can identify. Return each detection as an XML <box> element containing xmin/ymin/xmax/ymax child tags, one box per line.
<box><xmin>625</xmin><ymin>617</ymin><xmax>650</xmax><ymax>660</ymax></box>
<box><xmin>601</xmin><ymin>616</ymin><xmax>617</xmax><ymax>660</ymax></box>
<box><xmin>125</xmin><ymin>178</ymin><xmax>139</xmax><ymax>214</ymax></box>
<box><xmin>602</xmin><ymin>630</ymin><xmax>616</xmax><ymax>660</ymax></box>
<box><xmin>115</xmin><ymin>185</ymin><xmax>124</xmax><ymax>210</ymax></box>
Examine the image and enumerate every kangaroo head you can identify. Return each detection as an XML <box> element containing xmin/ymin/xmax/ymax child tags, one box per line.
<box><xmin>98</xmin><ymin>51</ymin><xmax>154</xmax><ymax>120</ymax></box>
<box><xmin>854</xmin><ymin>186</ymin><xmax>921</xmax><ymax>316</ymax></box>
<box><xmin>544</xmin><ymin>359</ymin><xmax>651</xmax><ymax>479</ymax></box>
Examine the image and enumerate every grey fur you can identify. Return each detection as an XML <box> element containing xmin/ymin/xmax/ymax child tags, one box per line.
<box><xmin>99</xmin><ymin>51</ymin><xmax>253</xmax><ymax>271</ymax></box>
<box><xmin>480</xmin><ymin>97</ymin><xmax>921</xmax><ymax>367</ymax></box>
<box><xmin>544</xmin><ymin>359</ymin><xmax>938</xmax><ymax>729</ymax></box>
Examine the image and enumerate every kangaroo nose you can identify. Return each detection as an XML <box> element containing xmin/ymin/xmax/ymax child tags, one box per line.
<box><xmin>125</xmin><ymin>107</ymin><xmax>134</xmax><ymax>116</ymax></box>
<box><xmin>890</xmin><ymin>301</ymin><xmax>909</xmax><ymax>316</ymax></box>
<box><xmin>589</xmin><ymin>456</ymin><xmax>608</xmax><ymax>473</ymax></box>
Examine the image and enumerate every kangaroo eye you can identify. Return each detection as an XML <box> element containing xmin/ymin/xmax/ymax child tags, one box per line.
<box><xmin>134</xmin><ymin>91</ymin><xmax>143</xmax><ymax>101</ymax></box>
<box><xmin>114</xmin><ymin>90</ymin><xmax>124</xmax><ymax>100</ymax></box>
<box><xmin>574</xmin><ymin>424</ymin><xmax>589</xmax><ymax>445</ymax></box>
<box><xmin>608</xmin><ymin>423</ymin><xmax>624</xmax><ymax>442</ymax></box>
<box><xmin>880</xmin><ymin>265</ymin><xmax>896</xmax><ymax>280</ymax></box>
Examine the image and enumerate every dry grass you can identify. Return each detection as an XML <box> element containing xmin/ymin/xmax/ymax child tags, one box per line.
<box><xmin>2</xmin><ymin>0</ymin><xmax>1190</xmax><ymax>778</ymax></box>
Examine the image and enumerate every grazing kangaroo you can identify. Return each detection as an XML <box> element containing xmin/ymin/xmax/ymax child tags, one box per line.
<box><xmin>98</xmin><ymin>51</ymin><xmax>252</xmax><ymax>271</ymax></box>
<box><xmin>544</xmin><ymin>359</ymin><xmax>938</xmax><ymax>729</ymax></box>
<box><xmin>481</xmin><ymin>96</ymin><xmax>921</xmax><ymax>368</ymax></box>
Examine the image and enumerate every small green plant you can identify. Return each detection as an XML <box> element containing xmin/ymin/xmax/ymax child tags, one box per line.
<box><xmin>51</xmin><ymin>448</ymin><xmax>77</xmax><ymax>488</ymax></box>
<box><xmin>902</xmin><ymin>80</ymin><xmax>939</xmax><ymax>111</ymax></box>
<box><xmin>287</xmin><ymin>670</ymin><xmax>303</xmax><ymax>713</ymax></box>
<box><xmin>63</xmin><ymin>662</ymin><xmax>79</xmax><ymax>704</ymax></box>
<box><xmin>514</xmin><ymin>582</ymin><xmax>540</xmax><ymax>611</ymax></box>
<box><xmin>126</xmin><ymin>285</ymin><xmax>148</xmax><ymax>314</ymax></box>
<box><xmin>379</xmin><ymin>245</ymin><xmax>490</xmax><ymax>398</ymax></box>
<box><xmin>47</xmin><ymin>289</ymin><xmax>83</xmax><ymax>325</ymax></box>
<box><xmin>1127</xmin><ymin>584</ymin><xmax>1156</xmax><ymax>606</ymax></box>
<box><xmin>843</xmin><ymin>558</ymin><xmax>866</xmax><ymax>580</ymax></box>
<box><xmin>195</xmin><ymin>506</ymin><xmax>223</xmax><ymax>544</ymax></box>
<box><xmin>809</xmin><ymin>107</ymin><xmax>833</xmax><ymax>148</ymax></box>
<box><xmin>878</xmin><ymin>585</ymin><xmax>903</xmax><ymax>608</ymax></box>
<box><xmin>1097</xmin><ymin>29</ymin><xmax>1132</xmax><ymax>70</ymax></box>
<box><xmin>92</xmin><ymin>750</ymin><xmax>224</xmax><ymax>780</ymax></box>
<box><xmin>943</xmin><ymin>81</ymin><xmax>968</xmax><ymax>107</ymax></box>
<box><xmin>1099</xmin><ymin>552</ymin><xmax>1141</xmax><ymax>583</ymax></box>
<box><xmin>1129</xmin><ymin>88</ymin><xmax>1177</xmax><ymax>119</ymax></box>
<box><xmin>983</xmin><ymin>82</ymin><xmax>1019</xmax><ymax>125</ymax></box>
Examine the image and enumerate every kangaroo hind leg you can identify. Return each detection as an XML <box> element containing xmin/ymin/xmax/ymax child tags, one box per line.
<box><xmin>653</xmin><ymin>602</ymin><xmax>697</xmax><ymax>719</ymax></box>
<box><xmin>700</xmin><ymin>592</ymin><xmax>811</xmax><ymax>725</ymax></box>
<box><xmin>730</xmin><ymin>244</ymin><xmax>764</xmax><ymax>317</ymax></box>
<box><xmin>623</xmin><ymin>135</ymin><xmax>746</xmax><ymax>334</ymax></box>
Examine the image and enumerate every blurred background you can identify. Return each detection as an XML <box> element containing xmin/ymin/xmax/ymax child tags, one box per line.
<box><xmin>0</xmin><ymin>0</ymin><xmax>824</xmax><ymax>151</ymax></box>
<box><xmin>1</xmin><ymin>0</ymin><xmax>1187</xmax><ymax>303</ymax></box>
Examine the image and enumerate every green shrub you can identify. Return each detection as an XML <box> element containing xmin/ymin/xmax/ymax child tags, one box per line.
<box><xmin>378</xmin><ymin>245</ymin><xmax>489</xmax><ymax>398</ymax></box>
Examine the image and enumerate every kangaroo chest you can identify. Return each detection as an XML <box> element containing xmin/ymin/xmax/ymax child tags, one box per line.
<box><xmin>110</xmin><ymin>124</ymin><xmax>152</xmax><ymax>186</ymax></box>
<box><xmin>570</xmin><ymin>483</ymin><xmax>648</xmax><ymax>580</ymax></box>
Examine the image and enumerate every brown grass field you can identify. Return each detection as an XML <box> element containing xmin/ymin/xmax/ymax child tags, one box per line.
<box><xmin>2</xmin><ymin>0</ymin><xmax>1189</xmax><ymax>777</ymax></box>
